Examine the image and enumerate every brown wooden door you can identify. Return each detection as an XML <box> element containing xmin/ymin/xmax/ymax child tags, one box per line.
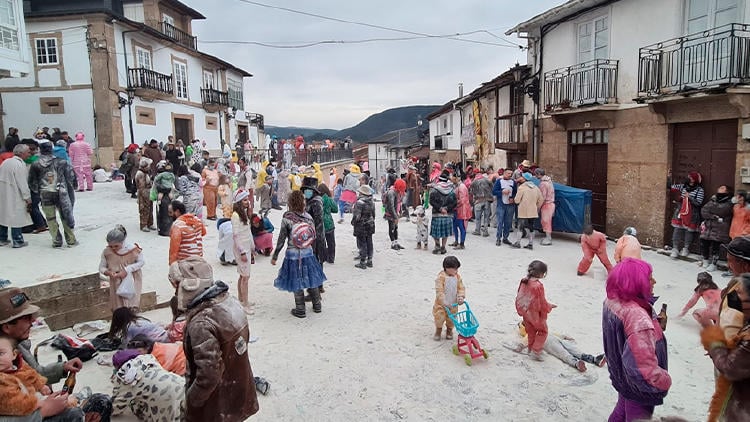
<box><xmin>174</xmin><ymin>118</ymin><xmax>192</xmax><ymax>143</ymax></box>
<box><xmin>570</xmin><ymin>144</ymin><xmax>608</xmax><ymax>231</ymax></box>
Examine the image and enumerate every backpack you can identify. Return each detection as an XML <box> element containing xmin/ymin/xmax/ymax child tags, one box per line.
<box><xmin>40</xmin><ymin>165</ymin><xmax>61</xmax><ymax>194</ymax></box>
<box><xmin>287</xmin><ymin>212</ymin><xmax>315</xmax><ymax>249</ymax></box>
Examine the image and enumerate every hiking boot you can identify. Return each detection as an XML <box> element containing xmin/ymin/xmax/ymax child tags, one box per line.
<box><xmin>366</xmin><ymin>259</ymin><xmax>373</xmax><ymax>268</ymax></box>
<box><xmin>445</xmin><ymin>327</ymin><xmax>453</xmax><ymax>340</ymax></box>
<box><xmin>310</xmin><ymin>288</ymin><xmax>322</xmax><ymax>313</ymax></box>
<box><xmin>503</xmin><ymin>238</ymin><xmax>513</xmax><ymax>246</ymax></box>
<box><xmin>669</xmin><ymin>249</ymin><xmax>679</xmax><ymax>259</ymax></box>
<box><xmin>511</xmin><ymin>242</ymin><xmax>521</xmax><ymax>249</ymax></box>
<box><xmin>680</xmin><ymin>247</ymin><xmax>690</xmax><ymax>257</ymax></box>
<box><xmin>524</xmin><ymin>244</ymin><xmax>534</xmax><ymax>250</ymax></box>
<box><xmin>433</xmin><ymin>327</ymin><xmax>442</xmax><ymax>341</ymax></box>
<box><xmin>355</xmin><ymin>261</ymin><xmax>367</xmax><ymax>269</ymax></box>
<box><xmin>440</xmin><ymin>247</ymin><xmax>447</xmax><ymax>255</ymax></box>
<box><xmin>291</xmin><ymin>291</ymin><xmax>306</xmax><ymax>318</ymax></box>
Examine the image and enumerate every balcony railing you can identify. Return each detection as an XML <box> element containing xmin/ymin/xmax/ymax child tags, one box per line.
<box><xmin>246</xmin><ymin>112</ymin><xmax>264</xmax><ymax>130</ymax></box>
<box><xmin>496</xmin><ymin>112</ymin><xmax>526</xmax><ymax>148</ymax></box>
<box><xmin>201</xmin><ymin>88</ymin><xmax>229</xmax><ymax>107</ymax></box>
<box><xmin>543</xmin><ymin>59</ymin><xmax>619</xmax><ymax>110</ymax></box>
<box><xmin>638</xmin><ymin>23</ymin><xmax>750</xmax><ymax>97</ymax></box>
<box><xmin>160</xmin><ymin>21</ymin><xmax>197</xmax><ymax>50</ymax></box>
<box><xmin>127</xmin><ymin>68</ymin><xmax>173</xmax><ymax>95</ymax></box>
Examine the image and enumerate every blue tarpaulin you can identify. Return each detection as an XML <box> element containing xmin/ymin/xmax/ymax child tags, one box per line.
<box><xmin>528</xmin><ymin>177</ymin><xmax>592</xmax><ymax>234</ymax></box>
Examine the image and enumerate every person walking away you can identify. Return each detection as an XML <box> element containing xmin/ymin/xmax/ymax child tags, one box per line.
<box><xmin>168</xmin><ymin>200</ymin><xmax>206</xmax><ymax>265</ymax></box>
<box><xmin>0</xmin><ymin>144</ymin><xmax>32</xmax><ymax>248</ymax></box>
<box><xmin>614</xmin><ymin>227</ymin><xmax>642</xmax><ymax>263</ymax></box>
<box><xmin>52</xmin><ymin>140</ymin><xmax>70</xmax><ymax>162</ymax></box>
<box><xmin>351</xmin><ymin>185</ymin><xmax>376</xmax><ymax>269</ymax></box>
<box><xmin>677</xmin><ymin>271</ymin><xmax>721</xmax><ymax>327</ymax></box>
<box><xmin>602</xmin><ymin>258</ymin><xmax>671</xmax><ymax>421</ymax></box>
<box><xmin>28</xmin><ymin>141</ymin><xmax>77</xmax><ymax>248</ymax></box>
<box><xmin>432</xmin><ymin>256</ymin><xmax>465</xmax><ymax>341</ymax></box>
<box><xmin>470</xmin><ymin>169</ymin><xmax>493</xmax><ymax>237</ymax></box>
<box><xmin>302</xmin><ymin>177</ymin><xmax>328</xmax><ymax>297</ymax></box>
<box><xmin>68</xmin><ymin>132</ymin><xmax>93</xmax><ymax>191</ymax></box>
<box><xmin>511</xmin><ymin>173</ymin><xmax>543</xmax><ymax>250</ymax></box>
<box><xmin>670</xmin><ymin>171</ymin><xmax>705</xmax><ymax>258</ymax></box>
<box><xmin>334</xmin><ymin>178</ymin><xmax>346</xmax><ymax>223</ymax></box>
<box><xmin>384</xmin><ymin>178</ymin><xmax>406</xmax><ymax>250</ymax></box>
<box><xmin>256</xmin><ymin>175</ymin><xmax>273</xmax><ymax>214</ymax></box>
<box><xmin>201</xmin><ymin>160</ymin><xmax>220</xmax><ymax>220</ymax></box>
<box><xmin>153</xmin><ymin>161</ymin><xmax>176</xmax><ymax>236</ymax></box>
<box><xmin>99</xmin><ymin>225</ymin><xmax>144</xmax><ymax>310</ymax></box>
<box><xmin>123</xmin><ymin>143</ymin><xmax>140</xmax><ymax>198</ymax></box>
<box><xmin>700</xmin><ymin>185</ymin><xmax>733</xmax><ymax>272</ymax></box>
<box><xmin>577</xmin><ymin>224</ymin><xmax>614</xmax><ymax>275</ymax></box>
<box><xmin>492</xmin><ymin>169</ymin><xmax>516</xmax><ymax>246</ymax></box>
<box><xmin>429</xmin><ymin>171</ymin><xmax>457</xmax><ymax>255</ymax></box>
<box><xmin>231</xmin><ymin>189</ymin><xmax>255</xmax><ymax>315</ymax></box>
<box><xmin>174</xmin><ymin>166</ymin><xmax>203</xmax><ymax>219</ymax></box>
<box><xmin>170</xmin><ymin>258</ymin><xmax>259</xmax><ymax>421</ymax></box>
<box><xmin>135</xmin><ymin>158</ymin><xmax>155</xmax><ymax>232</ymax></box>
<box><xmin>515</xmin><ymin>260</ymin><xmax>555</xmax><ymax>361</ymax></box>
<box><xmin>319</xmin><ymin>184</ymin><xmax>338</xmax><ymax>263</ymax></box>
<box><xmin>271</xmin><ymin>191</ymin><xmax>326</xmax><ymax>317</ymax></box>
<box><xmin>21</xmin><ymin>139</ymin><xmax>48</xmax><ymax>234</ymax></box>
<box><xmin>450</xmin><ymin>174</ymin><xmax>471</xmax><ymax>250</ymax></box>
<box><xmin>217</xmin><ymin>174</ymin><xmax>234</xmax><ymax>219</ymax></box>
<box><xmin>535</xmin><ymin>168</ymin><xmax>555</xmax><ymax>245</ymax></box>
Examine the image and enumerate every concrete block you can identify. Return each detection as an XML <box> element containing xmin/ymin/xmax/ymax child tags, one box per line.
<box><xmin>24</xmin><ymin>273</ymin><xmax>101</xmax><ymax>301</ymax></box>
<box><xmin>43</xmin><ymin>291</ymin><xmax>157</xmax><ymax>331</ymax></box>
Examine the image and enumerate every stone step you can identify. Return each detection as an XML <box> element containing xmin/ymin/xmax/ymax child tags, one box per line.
<box><xmin>24</xmin><ymin>273</ymin><xmax>101</xmax><ymax>301</ymax></box>
<box><xmin>43</xmin><ymin>291</ymin><xmax>158</xmax><ymax>331</ymax></box>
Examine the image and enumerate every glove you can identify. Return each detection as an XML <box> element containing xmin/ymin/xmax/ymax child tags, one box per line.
<box><xmin>701</xmin><ymin>325</ymin><xmax>727</xmax><ymax>352</ymax></box>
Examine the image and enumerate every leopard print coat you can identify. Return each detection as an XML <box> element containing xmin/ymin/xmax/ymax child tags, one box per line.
<box><xmin>111</xmin><ymin>354</ymin><xmax>185</xmax><ymax>422</ymax></box>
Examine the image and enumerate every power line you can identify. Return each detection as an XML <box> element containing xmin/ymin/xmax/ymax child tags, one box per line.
<box><xmin>233</xmin><ymin>0</ymin><xmax>523</xmax><ymax>48</ymax></box>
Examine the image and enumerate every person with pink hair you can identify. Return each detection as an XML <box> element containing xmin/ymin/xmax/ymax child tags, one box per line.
<box><xmin>602</xmin><ymin>258</ymin><xmax>671</xmax><ymax>421</ymax></box>
<box><xmin>68</xmin><ymin>131</ymin><xmax>93</xmax><ymax>191</ymax></box>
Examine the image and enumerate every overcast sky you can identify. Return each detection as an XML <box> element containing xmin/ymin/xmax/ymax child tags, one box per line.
<box><xmin>184</xmin><ymin>0</ymin><xmax>562</xmax><ymax>129</ymax></box>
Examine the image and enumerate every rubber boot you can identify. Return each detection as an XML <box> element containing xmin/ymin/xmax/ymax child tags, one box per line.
<box><xmin>433</xmin><ymin>327</ymin><xmax>442</xmax><ymax>341</ymax></box>
<box><xmin>310</xmin><ymin>287</ymin><xmax>322</xmax><ymax>313</ymax></box>
<box><xmin>291</xmin><ymin>290</ymin><xmax>306</xmax><ymax>318</ymax></box>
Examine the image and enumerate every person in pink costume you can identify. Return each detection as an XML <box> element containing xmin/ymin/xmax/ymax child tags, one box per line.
<box><xmin>678</xmin><ymin>271</ymin><xmax>721</xmax><ymax>327</ymax></box>
<box><xmin>614</xmin><ymin>227</ymin><xmax>642</xmax><ymax>263</ymax></box>
<box><xmin>535</xmin><ymin>168</ymin><xmax>555</xmax><ymax>245</ymax></box>
<box><xmin>578</xmin><ymin>224</ymin><xmax>614</xmax><ymax>276</ymax></box>
<box><xmin>515</xmin><ymin>260</ymin><xmax>555</xmax><ymax>361</ymax></box>
<box><xmin>68</xmin><ymin>131</ymin><xmax>93</xmax><ymax>191</ymax></box>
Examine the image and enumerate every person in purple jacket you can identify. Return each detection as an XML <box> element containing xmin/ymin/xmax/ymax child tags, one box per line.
<box><xmin>602</xmin><ymin>258</ymin><xmax>671</xmax><ymax>422</ymax></box>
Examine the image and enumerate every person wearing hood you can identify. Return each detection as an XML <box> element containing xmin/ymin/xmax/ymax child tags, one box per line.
<box><xmin>68</xmin><ymin>132</ymin><xmax>93</xmax><ymax>191</ymax></box>
<box><xmin>340</xmin><ymin>163</ymin><xmax>361</xmax><ymax>215</ymax></box>
<box><xmin>168</xmin><ymin>200</ymin><xmax>206</xmax><ymax>265</ymax></box>
<box><xmin>700</xmin><ymin>185</ymin><xmax>734</xmax><ymax>271</ymax></box>
<box><xmin>669</xmin><ymin>171</ymin><xmax>705</xmax><ymax>258</ymax></box>
<box><xmin>312</xmin><ymin>162</ymin><xmax>323</xmax><ymax>187</ymax></box>
<box><xmin>511</xmin><ymin>173</ymin><xmax>544</xmax><ymax>250</ymax></box>
<box><xmin>535</xmin><ymin>168</ymin><xmax>555</xmax><ymax>245</ymax></box>
<box><xmin>385</xmin><ymin>166</ymin><xmax>397</xmax><ymax>190</ymax></box>
<box><xmin>175</xmin><ymin>165</ymin><xmax>203</xmax><ymax>219</ymax></box>
<box><xmin>52</xmin><ymin>140</ymin><xmax>69</xmax><ymax>162</ymax></box>
<box><xmin>28</xmin><ymin>141</ymin><xmax>77</xmax><ymax>248</ymax></box>
<box><xmin>171</xmin><ymin>257</ymin><xmax>259</xmax><ymax>422</ymax></box>
<box><xmin>288</xmin><ymin>165</ymin><xmax>303</xmax><ymax>191</ymax></box>
<box><xmin>384</xmin><ymin>178</ymin><xmax>406</xmax><ymax>250</ymax></box>
<box><xmin>154</xmin><ymin>161</ymin><xmax>176</xmax><ymax>235</ymax></box>
<box><xmin>429</xmin><ymin>162</ymin><xmax>442</xmax><ymax>184</ymax></box>
<box><xmin>135</xmin><ymin>157</ymin><xmax>155</xmax><ymax>232</ymax></box>
<box><xmin>428</xmin><ymin>171</ymin><xmax>457</xmax><ymax>254</ymax></box>
<box><xmin>352</xmin><ymin>185</ymin><xmax>376</xmax><ymax>269</ymax></box>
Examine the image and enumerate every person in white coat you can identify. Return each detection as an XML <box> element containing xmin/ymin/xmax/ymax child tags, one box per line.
<box><xmin>0</xmin><ymin>144</ymin><xmax>32</xmax><ymax>248</ymax></box>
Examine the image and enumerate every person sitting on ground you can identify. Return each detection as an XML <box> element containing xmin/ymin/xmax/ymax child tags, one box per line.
<box><xmin>678</xmin><ymin>271</ymin><xmax>721</xmax><ymax>328</ymax></box>
<box><xmin>110</xmin><ymin>351</ymin><xmax>184</xmax><ymax>421</ymax></box>
<box><xmin>125</xmin><ymin>334</ymin><xmax>185</xmax><ymax>376</ymax></box>
<box><xmin>577</xmin><ymin>224</ymin><xmax>614</xmax><ymax>276</ymax></box>
<box><xmin>108</xmin><ymin>307</ymin><xmax>169</xmax><ymax>345</ymax></box>
<box><xmin>92</xmin><ymin>165</ymin><xmax>111</xmax><ymax>183</ymax></box>
<box><xmin>514</xmin><ymin>322</ymin><xmax>605</xmax><ymax>372</ymax></box>
<box><xmin>614</xmin><ymin>227</ymin><xmax>642</xmax><ymax>263</ymax></box>
<box><xmin>250</xmin><ymin>213</ymin><xmax>274</xmax><ymax>256</ymax></box>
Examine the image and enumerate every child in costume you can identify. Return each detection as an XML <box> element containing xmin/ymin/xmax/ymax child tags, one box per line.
<box><xmin>432</xmin><ymin>256</ymin><xmax>465</xmax><ymax>341</ymax></box>
<box><xmin>577</xmin><ymin>224</ymin><xmax>613</xmax><ymax>275</ymax></box>
<box><xmin>0</xmin><ymin>334</ymin><xmax>52</xmax><ymax>417</ymax></box>
<box><xmin>250</xmin><ymin>213</ymin><xmax>274</xmax><ymax>256</ymax></box>
<box><xmin>515</xmin><ymin>260</ymin><xmax>555</xmax><ymax>361</ymax></box>
<box><xmin>218</xmin><ymin>173</ymin><xmax>234</xmax><ymax>219</ymax></box>
<box><xmin>411</xmin><ymin>205</ymin><xmax>429</xmax><ymax>250</ymax></box>
<box><xmin>111</xmin><ymin>352</ymin><xmax>185</xmax><ymax>421</ymax></box>
<box><xmin>515</xmin><ymin>323</ymin><xmax>605</xmax><ymax>372</ymax></box>
<box><xmin>678</xmin><ymin>271</ymin><xmax>721</xmax><ymax>327</ymax></box>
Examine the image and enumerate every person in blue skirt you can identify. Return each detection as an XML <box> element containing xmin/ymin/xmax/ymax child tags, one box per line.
<box><xmin>271</xmin><ymin>190</ymin><xmax>327</xmax><ymax>318</ymax></box>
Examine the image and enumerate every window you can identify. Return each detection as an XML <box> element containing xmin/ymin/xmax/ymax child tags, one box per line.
<box><xmin>228</xmin><ymin>79</ymin><xmax>243</xmax><ymax>110</ymax></box>
<box><xmin>35</xmin><ymin>38</ymin><xmax>58</xmax><ymax>65</ymax></box>
<box><xmin>39</xmin><ymin>97</ymin><xmax>64</xmax><ymax>114</ymax></box>
<box><xmin>135</xmin><ymin>47</ymin><xmax>151</xmax><ymax>70</ymax></box>
<box><xmin>578</xmin><ymin>16</ymin><xmax>608</xmax><ymax>63</ymax></box>
<box><xmin>202</xmin><ymin>70</ymin><xmax>214</xmax><ymax>89</ymax></box>
<box><xmin>162</xmin><ymin>13</ymin><xmax>175</xmax><ymax>26</ymax></box>
<box><xmin>569</xmin><ymin>129</ymin><xmax>608</xmax><ymax>145</ymax></box>
<box><xmin>135</xmin><ymin>106</ymin><xmax>156</xmax><ymax>125</ymax></box>
<box><xmin>686</xmin><ymin>0</ymin><xmax>739</xmax><ymax>33</ymax></box>
<box><xmin>173</xmin><ymin>61</ymin><xmax>188</xmax><ymax>100</ymax></box>
<box><xmin>0</xmin><ymin>0</ymin><xmax>19</xmax><ymax>50</ymax></box>
<box><xmin>163</xmin><ymin>13</ymin><xmax>175</xmax><ymax>38</ymax></box>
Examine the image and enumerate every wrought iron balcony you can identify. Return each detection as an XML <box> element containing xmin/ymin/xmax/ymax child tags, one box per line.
<box><xmin>160</xmin><ymin>21</ymin><xmax>197</xmax><ymax>50</ymax></box>
<box><xmin>543</xmin><ymin>59</ymin><xmax>619</xmax><ymax>111</ymax></box>
<box><xmin>201</xmin><ymin>88</ymin><xmax>229</xmax><ymax>108</ymax></box>
<box><xmin>127</xmin><ymin>68</ymin><xmax>173</xmax><ymax>96</ymax></box>
<box><xmin>638</xmin><ymin>23</ymin><xmax>750</xmax><ymax>98</ymax></box>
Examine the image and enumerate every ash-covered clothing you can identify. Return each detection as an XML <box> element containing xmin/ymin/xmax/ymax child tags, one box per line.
<box><xmin>730</xmin><ymin>204</ymin><xmax>750</xmax><ymax>239</ymax></box>
<box><xmin>218</xmin><ymin>184</ymin><xmax>233</xmax><ymax>219</ymax></box>
<box><xmin>708</xmin><ymin>324</ymin><xmax>750</xmax><ymax>422</ymax></box>
<box><xmin>231</xmin><ymin>212</ymin><xmax>254</xmax><ymax>277</ymax></box>
<box><xmin>111</xmin><ymin>353</ymin><xmax>184</xmax><ymax>422</ymax></box>
<box><xmin>413</xmin><ymin>214</ymin><xmax>429</xmax><ymax>244</ymax></box>
<box><xmin>168</xmin><ymin>213</ymin><xmax>206</xmax><ymax>265</ymax></box>
<box><xmin>351</xmin><ymin>196</ymin><xmax>376</xmax><ymax>237</ymax></box>
<box><xmin>276</xmin><ymin>170</ymin><xmax>291</xmax><ymax>205</ymax></box>
<box><xmin>99</xmin><ymin>242</ymin><xmax>144</xmax><ymax>310</ymax></box>
<box><xmin>272</xmin><ymin>211</ymin><xmax>326</xmax><ymax>292</ymax></box>
<box><xmin>433</xmin><ymin>271</ymin><xmax>465</xmax><ymax>329</ymax></box>
<box><xmin>578</xmin><ymin>230</ymin><xmax>613</xmax><ymax>274</ymax></box>
<box><xmin>614</xmin><ymin>235</ymin><xmax>642</xmax><ymax>263</ymax></box>
<box><xmin>383</xmin><ymin>188</ymin><xmax>402</xmax><ymax>222</ymax></box>
<box><xmin>678</xmin><ymin>288</ymin><xmax>721</xmax><ymax>325</ymax></box>
<box><xmin>152</xmin><ymin>171</ymin><xmax>176</xmax><ymax>197</ymax></box>
<box><xmin>135</xmin><ymin>169</ymin><xmax>153</xmax><ymax>229</ymax></box>
<box><xmin>515</xmin><ymin>278</ymin><xmax>553</xmax><ymax>354</ymax></box>
<box><xmin>0</xmin><ymin>358</ymin><xmax>47</xmax><ymax>417</ymax></box>
<box><xmin>305</xmin><ymin>194</ymin><xmax>327</xmax><ymax>263</ymax></box>
<box><xmin>216</xmin><ymin>218</ymin><xmax>235</xmax><ymax>263</ymax></box>
<box><xmin>671</xmin><ymin>183</ymin><xmax>705</xmax><ymax>231</ymax></box>
<box><xmin>602</xmin><ymin>298</ymin><xmax>671</xmax><ymax>407</ymax></box>
<box><xmin>470</xmin><ymin>175</ymin><xmax>493</xmax><ymax>204</ymax></box>
<box><xmin>122</xmin><ymin>319</ymin><xmax>169</xmax><ymax>346</ymax></box>
<box><xmin>0</xmin><ymin>156</ymin><xmax>32</xmax><ymax>229</ymax></box>
<box><xmin>175</xmin><ymin>173</ymin><xmax>203</xmax><ymax>217</ymax></box>
<box><xmin>28</xmin><ymin>154</ymin><xmax>76</xmax><ymax>228</ymax></box>
<box><xmin>700</xmin><ymin>194</ymin><xmax>733</xmax><ymax>243</ymax></box>
<box><xmin>16</xmin><ymin>340</ymin><xmax>65</xmax><ymax>385</ymax></box>
<box><xmin>257</xmin><ymin>183</ymin><xmax>272</xmax><ymax>210</ymax></box>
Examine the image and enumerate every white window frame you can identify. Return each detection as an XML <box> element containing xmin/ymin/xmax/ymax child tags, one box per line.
<box><xmin>35</xmin><ymin>38</ymin><xmax>58</xmax><ymax>65</ymax></box>
<box><xmin>685</xmin><ymin>0</ymin><xmax>742</xmax><ymax>34</ymax></box>
<box><xmin>577</xmin><ymin>15</ymin><xmax>609</xmax><ymax>64</ymax></box>
<box><xmin>0</xmin><ymin>0</ymin><xmax>19</xmax><ymax>51</ymax></box>
<box><xmin>227</xmin><ymin>79</ymin><xmax>244</xmax><ymax>110</ymax></box>
<box><xmin>162</xmin><ymin>13</ymin><xmax>175</xmax><ymax>26</ymax></box>
<box><xmin>202</xmin><ymin>70</ymin><xmax>214</xmax><ymax>89</ymax></box>
<box><xmin>173</xmin><ymin>61</ymin><xmax>188</xmax><ymax>100</ymax></box>
<box><xmin>135</xmin><ymin>46</ymin><xmax>151</xmax><ymax>70</ymax></box>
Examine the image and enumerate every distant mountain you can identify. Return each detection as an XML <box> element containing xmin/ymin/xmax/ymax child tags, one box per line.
<box><xmin>335</xmin><ymin>105</ymin><xmax>440</xmax><ymax>142</ymax></box>
<box><xmin>265</xmin><ymin>126</ymin><xmax>338</xmax><ymax>142</ymax></box>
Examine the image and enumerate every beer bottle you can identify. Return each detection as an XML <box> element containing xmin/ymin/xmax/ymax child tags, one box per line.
<box><xmin>657</xmin><ymin>303</ymin><xmax>668</xmax><ymax>332</ymax></box>
<box><xmin>61</xmin><ymin>372</ymin><xmax>76</xmax><ymax>394</ymax></box>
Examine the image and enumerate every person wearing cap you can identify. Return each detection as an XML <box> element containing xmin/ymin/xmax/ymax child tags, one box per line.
<box><xmin>0</xmin><ymin>288</ymin><xmax>84</xmax><ymax>386</ymax></box>
<box><xmin>28</xmin><ymin>140</ymin><xmax>77</xmax><ymax>248</ymax></box>
<box><xmin>511</xmin><ymin>172</ymin><xmax>543</xmax><ymax>250</ymax></box>
<box><xmin>352</xmin><ymin>184</ymin><xmax>376</xmax><ymax>268</ymax></box>
<box><xmin>230</xmin><ymin>189</ymin><xmax>255</xmax><ymax>315</ymax></box>
<box><xmin>0</xmin><ymin>144</ymin><xmax>33</xmax><ymax>248</ymax></box>
<box><xmin>143</xmin><ymin>139</ymin><xmax>163</xmax><ymax>176</ymax></box>
<box><xmin>614</xmin><ymin>227</ymin><xmax>642</xmax><ymax>263</ymax></box>
<box><xmin>428</xmin><ymin>170</ymin><xmax>457</xmax><ymax>255</ymax></box>
<box><xmin>67</xmin><ymin>132</ymin><xmax>93</xmax><ymax>191</ymax></box>
<box><xmin>171</xmin><ymin>257</ymin><xmax>259</xmax><ymax>421</ymax></box>
<box><xmin>168</xmin><ymin>200</ymin><xmax>206</xmax><ymax>265</ymax></box>
<box><xmin>512</xmin><ymin>159</ymin><xmax>532</xmax><ymax>181</ymax></box>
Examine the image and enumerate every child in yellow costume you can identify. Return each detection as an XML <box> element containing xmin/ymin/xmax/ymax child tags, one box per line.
<box><xmin>256</xmin><ymin>160</ymin><xmax>268</xmax><ymax>190</ymax></box>
<box><xmin>433</xmin><ymin>256</ymin><xmax>465</xmax><ymax>341</ymax></box>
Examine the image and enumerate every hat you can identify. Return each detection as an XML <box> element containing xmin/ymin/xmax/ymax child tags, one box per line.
<box><xmin>301</xmin><ymin>176</ymin><xmax>319</xmax><ymax>193</ymax></box>
<box><xmin>724</xmin><ymin>237</ymin><xmax>750</xmax><ymax>261</ymax></box>
<box><xmin>233</xmin><ymin>189</ymin><xmax>249</xmax><ymax>203</ymax></box>
<box><xmin>438</xmin><ymin>171</ymin><xmax>449</xmax><ymax>182</ymax></box>
<box><xmin>169</xmin><ymin>257</ymin><xmax>214</xmax><ymax>311</ymax></box>
<box><xmin>349</xmin><ymin>163</ymin><xmax>361</xmax><ymax>174</ymax></box>
<box><xmin>55</xmin><ymin>140</ymin><xmax>67</xmax><ymax>148</ymax></box>
<box><xmin>167</xmin><ymin>139</ymin><xmax>175</xmax><ymax>146</ymax></box>
<box><xmin>624</xmin><ymin>227</ymin><xmax>637</xmax><ymax>237</ymax></box>
<box><xmin>149</xmin><ymin>139</ymin><xmax>158</xmax><ymax>145</ymax></box>
<box><xmin>127</xmin><ymin>143</ymin><xmax>139</xmax><ymax>154</ymax></box>
<box><xmin>522</xmin><ymin>172</ymin><xmax>533</xmax><ymax>181</ymax></box>
<box><xmin>0</xmin><ymin>288</ymin><xmax>40</xmax><ymax>325</ymax></box>
<box><xmin>75</xmin><ymin>132</ymin><xmax>85</xmax><ymax>141</ymax></box>
<box><xmin>358</xmin><ymin>185</ymin><xmax>373</xmax><ymax>196</ymax></box>
<box><xmin>521</xmin><ymin>160</ymin><xmax>531</xmax><ymax>168</ymax></box>
<box><xmin>393</xmin><ymin>178</ymin><xmax>406</xmax><ymax>193</ymax></box>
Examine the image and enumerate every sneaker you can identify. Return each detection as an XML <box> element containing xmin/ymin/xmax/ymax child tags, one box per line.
<box><xmin>355</xmin><ymin>262</ymin><xmax>367</xmax><ymax>269</ymax></box>
<box><xmin>502</xmin><ymin>238</ymin><xmax>513</xmax><ymax>246</ymax></box>
<box><xmin>594</xmin><ymin>354</ymin><xmax>607</xmax><ymax>367</ymax></box>
<box><xmin>706</xmin><ymin>263</ymin><xmax>717</xmax><ymax>272</ymax></box>
<box><xmin>524</xmin><ymin>244</ymin><xmax>534</xmax><ymax>250</ymax></box>
<box><xmin>511</xmin><ymin>242</ymin><xmax>521</xmax><ymax>249</ymax></box>
<box><xmin>471</xmin><ymin>231</ymin><xmax>481</xmax><ymax>236</ymax></box>
<box><xmin>540</xmin><ymin>238</ymin><xmax>552</xmax><ymax>246</ymax></box>
<box><xmin>12</xmin><ymin>241</ymin><xmax>28</xmax><ymax>249</ymax></box>
<box><xmin>680</xmin><ymin>247</ymin><xmax>690</xmax><ymax>257</ymax></box>
<box><xmin>530</xmin><ymin>351</ymin><xmax>544</xmax><ymax>361</ymax></box>
<box><xmin>0</xmin><ymin>240</ymin><xmax>9</xmax><ymax>247</ymax></box>
<box><xmin>669</xmin><ymin>249</ymin><xmax>679</xmax><ymax>259</ymax></box>
<box><xmin>141</xmin><ymin>227</ymin><xmax>150</xmax><ymax>232</ymax></box>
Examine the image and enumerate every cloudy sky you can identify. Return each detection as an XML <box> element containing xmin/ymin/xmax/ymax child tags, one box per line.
<box><xmin>183</xmin><ymin>0</ymin><xmax>562</xmax><ymax>129</ymax></box>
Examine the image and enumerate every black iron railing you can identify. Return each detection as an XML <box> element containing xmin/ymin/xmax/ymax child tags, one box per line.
<box><xmin>128</xmin><ymin>68</ymin><xmax>173</xmax><ymax>95</ymax></box>
<box><xmin>201</xmin><ymin>88</ymin><xmax>229</xmax><ymax>107</ymax></box>
<box><xmin>160</xmin><ymin>21</ymin><xmax>197</xmax><ymax>50</ymax></box>
<box><xmin>543</xmin><ymin>59</ymin><xmax>619</xmax><ymax>110</ymax></box>
<box><xmin>638</xmin><ymin>23</ymin><xmax>750</xmax><ymax>97</ymax></box>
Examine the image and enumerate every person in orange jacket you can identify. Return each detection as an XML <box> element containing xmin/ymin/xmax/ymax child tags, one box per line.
<box><xmin>577</xmin><ymin>224</ymin><xmax>613</xmax><ymax>275</ymax></box>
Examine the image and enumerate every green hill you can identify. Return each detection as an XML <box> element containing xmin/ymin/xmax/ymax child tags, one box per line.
<box><xmin>264</xmin><ymin>126</ymin><xmax>338</xmax><ymax>142</ymax></box>
<box><xmin>335</xmin><ymin>105</ymin><xmax>439</xmax><ymax>142</ymax></box>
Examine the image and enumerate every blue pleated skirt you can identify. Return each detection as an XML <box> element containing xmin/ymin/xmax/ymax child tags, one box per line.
<box><xmin>274</xmin><ymin>247</ymin><xmax>327</xmax><ymax>292</ymax></box>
